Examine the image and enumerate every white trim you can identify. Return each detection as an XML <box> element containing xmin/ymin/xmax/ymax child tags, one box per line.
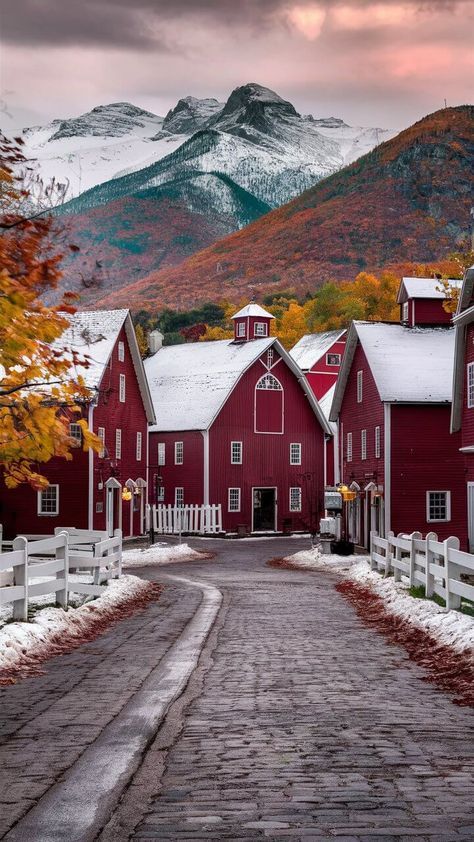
<box><xmin>37</xmin><ymin>484</ymin><xmax>59</xmax><ymax>516</ymax></box>
<box><xmin>118</xmin><ymin>340</ymin><xmax>125</xmax><ymax>362</ymax></box>
<box><xmin>174</xmin><ymin>441</ymin><xmax>184</xmax><ymax>465</ymax></box>
<box><xmin>426</xmin><ymin>490</ymin><xmax>451</xmax><ymax>523</ymax></box>
<box><xmin>175</xmin><ymin>487</ymin><xmax>184</xmax><ymax>507</ymax></box>
<box><xmin>158</xmin><ymin>442</ymin><xmax>166</xmax><ymax>465</ymax></box>
<box><xmin>467</xmin><ymin>362</ymin><xmax>474</xmax><ymax>408</ymax></box>
<box><xmin>236</xmin><ymin>321</ymin><xmax>246</xmax><ymax>338</ymax></box>
<box><xmin>346</xmin><ymin>431</ymin><xmax>352</xmax><ymax>462</ymax></box>
<box><xmin>231</xmin><ymin>441</ymin><xmax>243</xmax><ymax>464</ymax></box>
<box><xmin>323</xmin><ymin>435</ymin><xmax>327</xmax><ymax>488</ymax></box>
<box><xmin>375</xmin><ymin>425</ymin><xmax>381</xmax><ymax>459</ymax></box>
<box><xmin>412</xmin><ymin>299</ymin><xmax>415</xmax><ymax>328</ymax></box>
<box><xmin>88</xmin><ymin>404</ymin><xmax>95</xmax><ymax>530</ymax></box>
<box><xmin>384</xmin><ymin>403</ymin><xmax>391</xmax><ymax>537</ymax></box>
<box><xmin>228</xmin><ymin>487</ymin><xmax>241</xmax><ymax>512</ymax></box>
<box><xmin>136</xmin><ymin>431</ymin><xmax>142</xmax><ymax>461</ymax></box>
<box><xmin>251</xmin><ymin>486</ymin><xmax>278</xmax><ymax>532</ymax></box>
<box><xmin>467</xmin><ymin>482</ymin><xmax>474</xmax><ymax>552</ymax></box>
<box><xmin>119</xmin><ymin>373</ymin><xmax>126</xmax><ymax>403</ymax></box>
<box><xmin>357</xmin><ymin>370</ymin><xmax>363</xmax><ymax>403</ymax></box>
<box><xmin>254</xmin><ymin>321</ymin><xmax>268</xmax><ymax>337</ymax></box>
<box><xmin>326</xmin><ymin>352</ymin><xmax>341</xmax><ymax>366</ymax></box>
<box><xmin>115</xmin><ymin>428</ymin><xmax>122</xmax><ymax>460</ymax></box>
<box><xmin>289</xmin><ymin>486</ymin><xmax>302</xmax><ymax>512</ymax></box>
<box><xmin>97</xmin><ymin>426</ymin><xmax>105</xmax><ymax>459</ymax></box>
<box><xmin>361</xmin><ymin>429</ymin><xmax>367</xmax><ymax>461</ymax></box>
<box><xmin>401</xmin><ymin>301</ymin><xmax>409</xmax><ymax>322</ymax></box>
<box><xmin>201</xmin><ymin>430</ymin><xmax>209</xmax><ymax>505</ymax></box>
<box><xmin>289</xmin><ymin>442</ymin><xmax>302</xmax><ymax>465</ymax></box>
<box><xmin>334</xmin><ymin>421</ymin><xmax>340</xmax><ymax>485</ymax></box>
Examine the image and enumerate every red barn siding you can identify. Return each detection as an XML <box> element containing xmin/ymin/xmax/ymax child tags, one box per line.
<box><xmin>461</xmin><ymin>322</ymin><xmax>474</xmax><ymax>456</ymax></box>
<box><xmin>390</xmin><ymin>405</ymin><xmax>466</xmax><ymax>544</ymax></box>
<box><xmin>305</xmin><ymin>338</ymin><xmax>347</xmax><ymax>400</ymax></box>
<box><xmin>412</xmin><ymin>299</ymin><xmax>452</xmax><ymax>326</ymax></box>
<box><xmin>209</xmin><ymin>352</ymin><xmax>325</xmax><ymax>533</ymax></box>
<box><xmin>233</xmin><ymin>315</ymin><xmax>271</xmax><ymax>342</ymax></box>
<box><xmin>148</xmin><ymin>431</ymin><xmax>204</xmax><ymax>506</ymax></box>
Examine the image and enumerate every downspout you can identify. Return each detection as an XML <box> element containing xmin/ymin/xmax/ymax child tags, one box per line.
<box><xmin>87</xmin><ymin>402</ymin><xmax>94</xmax><ymax>530</ymax></box>
<box><xmin>384</xmin><ymin>403</ymin><xmax>391</xmax><ymax>537</ymax></box>
<box><xmin>201</xmin><ymin>429</ymin><xmax>209</xmax><ymax>505</ymax></box>
<box><xmin>334</xmin><ymin>421</ymin><xmax>340</xmax><ymax>485</ymax></box>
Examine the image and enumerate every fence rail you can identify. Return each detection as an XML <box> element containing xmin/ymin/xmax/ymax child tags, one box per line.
<box><xmin>147</xmin><ymin>504</ymin><xmax>222</xmax><ymax>536</ymax></box>
<box><xmin>370</xmin><ymin>530</ymin><xmax>474</xmax><ymax>610</ymax></box>
<box><xmin>0</xmin><ymin>528</ymin><xmax>122</xmax><ymax>621</ymax></box>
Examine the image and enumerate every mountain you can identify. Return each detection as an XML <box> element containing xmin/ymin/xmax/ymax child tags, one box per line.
<box><xmin>95</xmin><ymin>106</ymin><xmax>474</xmax><ymax>312</ymax></box>
<box><xmin>156</xmin><ymin>96</ymin><xmax>224</xmax><ymax>136</ymax></box>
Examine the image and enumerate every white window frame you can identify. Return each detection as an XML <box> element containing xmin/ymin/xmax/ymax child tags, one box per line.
<box><xmin>290</xmin><ymin>442</ymin><xmax>302</xmax><ymax>465</ymax></box>
<box><xmin>375</xmin><ymin>425</ymin><xmax>381</xmax><ymax>459</ymax></box>
<box><xmin>426</xmin><ymin>491</ymin><xmax>451</xmax><ymax>523</ymax></box>
<box><xmin>361</xmin><ymin>429</ymin><xmax>367</xmax><ymax>461</ymax></box>
<box><xmin>136</xmin><ymin>431</ymin><xmax>142</xmax><ymax>461</ymax></box>
<box><xmin>254</xmin><ymin>321</ymin><xmax>268</xmax><ymax>337</ymax></box>
<box><xmin>357</xmin><ymin>370</ymin><xmax>363</xmax><ymax>403</ymax></box>
<box><xmin>467</xmin><ymin>363</ymin><xmax>474</xmax><ymax>408</ymax></box>
<box><xmin>118</xmin><ymin>340</ymin><xmax>125</xmax><ymax>362</ymax></box>
<box><xmin>175</xmin><ymin>441</ymin><xmax>184</xmax><ymax>465</ymax></box>
<box><xmin>115</xmin><ymin>428</ymin><xmax>122</xmax><ymax>460</ymax></box>
<box><xmin>228</xmin><ymin>487</ymin><xmax>241</xmax><ymax>512</ymax></box>
<box><xmin>175</xmin><ymin>487</ymin><xmax>184</xmax><ymax>507</ymax></box>
<box><xmin>237</xmin><ymin>322</ymin><xmax>246</xmax><ymax>338</ymax></box>
<box><xmin>37</xmin><ymin>484</ymin><xmax>59</xmax><ymax>516</ymax></box>
<box><xmin>158</xmin><ymin>442</ymin><xmax>166</xmax><ymax>466</ymax></box>
<box><xmin>402</xmin><ymin>301</ymin><xmax>409</xmax><ymax>322</ymax></box>
<box><xmin>98</xmin><ymin>427</ymin><xmax>105</xmax><ymax>458</ymax></box>
<box><xmin>267</xmin><ymin>348</ymin><xmax>274</xmax><ymax>368</ymax></box>
<box><xmin>289</xmin><ymin>487</ymin><xmax>302</xmax><ymax>512</ymax></box>
<box><xmin>346</xmin><ymin>432</ymin><xmax>353</xmax><ymax>462</ymax></box>
<box><xmin>119</xmin><ymin>373</ymin><xmax>126</xmax><ymax>403</ymax></box>
<box><xmin>326</xmin><ymin>353</ymin><xmax>341</xmax><ymax>366</ymax></box>
<box><xmin>231</xmin><ymin>441</ymin><xmax>242</xmax><ymax>464</ymax></box>
<box><xmin>69</xmin><ymin>422</ymin><xmax>82</xmax><ymax>447</ymax></box>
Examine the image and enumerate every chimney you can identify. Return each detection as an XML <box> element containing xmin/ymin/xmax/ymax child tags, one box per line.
<box><xmin>148</xmin><ymin>329</ymin><xmax>164</xmax><ymax>354</ymax></box>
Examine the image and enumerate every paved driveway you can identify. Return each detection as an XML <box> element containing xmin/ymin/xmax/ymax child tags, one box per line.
<box><xmin>1</xmin><ymin>538</ymin><xmax>473</xmax><ymax>841</ymax></box>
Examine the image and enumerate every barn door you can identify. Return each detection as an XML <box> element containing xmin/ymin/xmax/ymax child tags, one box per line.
<box><xmin>467</xmin><ymin>483</ymin><xmax>474</xmax><ymax>552</ymax></box>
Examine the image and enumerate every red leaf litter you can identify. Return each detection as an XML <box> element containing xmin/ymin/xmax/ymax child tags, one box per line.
<box><xmin>0</xmin><ymin>582</ymin><xmax>162</xmax><ymax>686</ymax></box>
<box><xmin>336</xmin><ymin>580</ymin><xmax>474</xmax><ymax>708</ymax></box>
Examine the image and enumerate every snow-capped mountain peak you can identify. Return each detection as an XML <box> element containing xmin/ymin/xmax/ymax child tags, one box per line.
<box><xmin>157</xmin><ymin>96</ymin><xmax>224</xmax><ymax>137</ymax></box>
<box><xmin>208</xmin><ymin>83</ymin><xmax>299</xmax><ymax>138</ymax></box>
<box><xmin>48</xmin><ymin>102</ymin><xmax>163</xmax><ymax>141</ymax></box>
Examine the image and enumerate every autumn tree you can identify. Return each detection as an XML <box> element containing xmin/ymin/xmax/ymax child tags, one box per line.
<box><xmin>0</xmin><ymin>134</ymin><xmax>97</xmax><ymax>488</ymax></box>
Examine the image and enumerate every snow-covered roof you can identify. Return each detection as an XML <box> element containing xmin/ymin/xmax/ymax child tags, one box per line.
<box><xmin>55</xmin><ymin>309</ymin><xmax>155</xmax><ymax>422</ymax></box>
<box><xmin>289</xmin><ymin>330</ymin><xmax>346</xmax><ymax>370</ymax></box>
<box><xmin>318</xmin><ymin>383</ymin><xmax>337</xmax><ymax>434</ymax></box>
<box><xmin>231</xmin><ymin>304</ymin><xmax>275</xmax><ymax>320</ymax></box>
<box><xmin>330</xmin><ymin>322</ymin><xmax>455</xmax><ymax>420</ymax></box>
<box><xmin>456</xmin><ymin>265</ymin><xmax>474</xmax><ymax>313</ymax></box>
<box><xmin>145</xmin><ymin>337</ymin><xmax>331</xmax><ymax>434</ymax></box>
<box><xmin>397</xmin><ymin>277</ymin><xmax>462</xmax><ymax>303</ymax></box>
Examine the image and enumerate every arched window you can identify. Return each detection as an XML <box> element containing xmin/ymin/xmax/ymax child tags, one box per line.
<box><xmin>255</xmin><ymin>374</ymin><xmax>284</xmax><ymax>433</ymax></box>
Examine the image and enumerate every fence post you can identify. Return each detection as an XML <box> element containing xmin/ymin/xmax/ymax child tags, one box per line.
<box><xmin>384</xmin><ymin>531</ymin><xmax>394</xmax><ymax>578</ymax></box>
<box><xmin>409</xmin><ymin>531</ymin><xmax>422</xmax><ymax>588</ymax></box>
<box><xmin>115</xmin><ymin>528</ymin><xmax>123</xmax><ymax>577</ymax></box>
<box><xmin>370</xmin><ymin>530</ymin><xmax>377</xmax><ymax>570</ymax></box>
<box><xmin>12</xmin><ymin>536</ymin><xmax>28</xmax><ymax>621</ymax></box>
<box><xmin>444</xmin><ymin>536</ymin><xmax>461</xmax><ymax>610</ymax></box>
<box><xmin>424</xmin><ymin>531</ymin><xmax>438</xmax><ymax>598</ymax></box>
<box><xmin>55</xmin><ymin>532</ymin><xmax>69</xmax><ymax>610</ymax></box>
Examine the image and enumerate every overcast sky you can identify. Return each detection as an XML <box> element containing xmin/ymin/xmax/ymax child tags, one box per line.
<box><xmin>1</xmin><ymin>0</ymin><xmax>473</xmax><ymax>133</ymax></box>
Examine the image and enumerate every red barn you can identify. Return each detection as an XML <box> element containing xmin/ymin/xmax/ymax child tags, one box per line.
<box><xmin>0</xmin><ymin>310</ymin><xmax>155</xmax><ymax>539</ymax></box>
<box><xmin>145</xmin><ymin>305</ymin><xmax>331</xmax><ymax>535</ymax></box>
<box><xmin>451</xmin><ymin>266</ymin><xmax>474</xmax><ymax>549</ymax></box>
<box><xmin>330</xmin><ymin>305</ymin><xmax>466</xmax><ymax>548</ymax></box>
<box><xmin>397</xmin><ymin>276</ymin><xmax>462</xmax><ymax>327</ymax></box>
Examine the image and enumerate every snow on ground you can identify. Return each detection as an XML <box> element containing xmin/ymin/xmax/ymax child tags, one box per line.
<box><xmin>284</xmin><ymin>547</ymin><xmax>474</xmax><ymax>654</ymax></box>
<box><xmin>0</xmin><ymin>574</ymin><xmax>150</xmax><ymax>674</ymax></box>
<box><xmin>121</xmin><ymin>542</ymin><xmax>207</xmax><ymax>568</ymax></box>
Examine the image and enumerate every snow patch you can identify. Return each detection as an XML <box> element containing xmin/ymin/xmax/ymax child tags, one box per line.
<box><xmin>122</xmin><ymin>542</ymin><xmax>207</xmax><ymax>568</ymax></box>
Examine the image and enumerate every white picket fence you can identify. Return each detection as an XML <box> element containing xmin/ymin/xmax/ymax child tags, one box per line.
<box><xmin>0</xmin><ymin>528</ymin><xmax>122</xmax><ymax>621</ymax></box>
<box><xmin>147</xmin><ymin>503</ymin><xmax>222</xmax><ymax>535</ymax></box>
<box><xmin>370</xmin><ymin>530</ymin><xmax>474</xmax><ymax>610</ymax></box>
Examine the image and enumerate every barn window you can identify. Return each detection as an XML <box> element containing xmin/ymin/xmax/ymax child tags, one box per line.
<box><xmin>115</xmin><ymin>428</ymin><xmax>122</xmax><ymax>460</ymax></box>
<box><xmin>175</xmin><ymin>441</ymin><xmax>184</xmax><ymax>464</ymax></box>
<box><xmin>402</xmin><ymin>301</ymin><xmax>409</xmax><ymax>322</ymax></box>
<box><xmin>98</xmin><ymin>427</ymin><xmax>105</xmax><ymax>458</ymax></box>
<box><xmin>326</xmin><ymin>353</ymin><xmax>341</xmax><ymax>366</ymax></box>
<box><xmin>158</xmin><ymin>442</ymin><xmax>166</xmax><ymax>465</ymax></box>
<box><xmin>289</xmin><ymin>487</ymin><xmax>302</xmax><ymax>512</ymax></box>
<box><xmin>69</xmin><ymin>422</ymin><xmax>82</xmax><ymax>447</ymax></box>
<box><xmin>375</xmin><ymin>426</ymin><xmax>381</xmax><ymax>459</ymax></box>
<box><xmin>467</xmin><ymin>363</ymin><xmax>474</xmax><ymax>408</ymax></box>
<box><xmin>346</xmin><ymin>432</ymin><xmax>353</xmax><ymax>462</ymax></box>
<box><xmin>290</xmin><ymin>443</ymin><xmax>301</xmax><ymax>465</ymax></box>
<box><xmin>118</xmin><ymin>341</ymin><xmax>125</xmax><ymax>362</ymax></box>
<box><xmin>136</xmin><ymin>432</ymin><xmax>142</xmax><ymax>461</ymax></box>
<box><xmin>255</xmin><ymin>373</ymin><xmax>284</xmax><ymax>434</ymax></box>
<box><xmin>37</xmin><ymin>485</ymin><xmax>59</xmax><ymax>516</ymax></box>
<box><xmin>426</xmin><ymin>491</ymin><xmax>451</xmax><ymax>522</ymax></box>
<box><xmin>237</xmin><ymin>322</ymin><xmax>246</xmax><ymax>338</ymax></box>
<box><xmin>357</xmin><ymin>371</ymin><xmax>363</xmax><ymax>403</ymax></box>
<box><xmin>361</xmin><ymin>429</ymin><xmax>367</xmax><ymax>460</ymax></box>
<box><xmin>231</xmin><ymin>441</ymin><xmax>242</xmax><ymax>464</ymax></box>
<box><xmin>119</xmin><ymin>373</ymin><xmax>126</xmax><ymax>403</ymax></box>
<box><xmin>175</xmin><ymin>487</ymin><xmax>184</xmax><ymax>507</ymax></box>
<box><xmin>228</xmin><ymin>488</ymin><xmax>241</xmax><ymax>512</ymax></box>
<box><xmin>254</xmin><ymin>322</ymin><xmax>268</xmax><ymax>337</ymax></box>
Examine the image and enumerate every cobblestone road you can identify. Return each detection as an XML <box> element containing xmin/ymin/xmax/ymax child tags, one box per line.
<box><xmin>123</xmin><ymin>539</ymin><xmax>474</xmax><ymax>842</ymax></box>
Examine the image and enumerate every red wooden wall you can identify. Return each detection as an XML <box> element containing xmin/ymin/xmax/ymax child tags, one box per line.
<box><xmin>148</xmin><ymin>431</ymin><xmax>204</xmax><ymax>506</ymax></box>
<box><xmin>305</xmin><ymin>337</ymin><xmax>347</xmax><ymax>400</ymax></box>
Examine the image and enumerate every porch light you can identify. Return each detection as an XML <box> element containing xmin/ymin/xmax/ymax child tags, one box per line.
<box><xmin>122</xmin><ymin>487</ymin><xmax>132</xmax><ymax>502</ymax></box>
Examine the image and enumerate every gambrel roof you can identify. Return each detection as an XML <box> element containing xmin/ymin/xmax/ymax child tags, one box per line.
<box><xmin>289</xmin><ymin>330</ymin><xmax>346</xmax><ymax>370</ymax></box>
<box><xmin>330</xmin><ymin>322</ymin><xmax>455</xmax><ymax>421</ymax></box>
<box><xmin>56</xmin><ymin>309</ymin><xmax>155</xmax><ymax>422</ymax></box>
<box><xmin>145</xmin><ymin>337</ymin><xmax>331</xmax><ymax>434</ymax></box>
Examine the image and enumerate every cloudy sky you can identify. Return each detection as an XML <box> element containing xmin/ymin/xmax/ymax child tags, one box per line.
<box><xmin>1</xmin><ymin>0</ymin><xmax>473</xmax><ymax>132</ymax></box>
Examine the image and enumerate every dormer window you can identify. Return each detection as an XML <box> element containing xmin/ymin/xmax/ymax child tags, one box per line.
<box><xmin>254</xmin><ymin>322</ymin><xmax>268</xmax><ymax>337</ymax></box>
